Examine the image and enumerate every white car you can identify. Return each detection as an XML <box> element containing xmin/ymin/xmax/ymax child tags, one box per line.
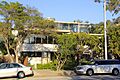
<box><xmin>0</xmin><ymin>63</ymin><xmax>34</xmax><ymax>78</ymax></box>
<box><xmin>75</xmin><ymin>59</ymin><xmax>120</xmax><ymax>76</ymax></box>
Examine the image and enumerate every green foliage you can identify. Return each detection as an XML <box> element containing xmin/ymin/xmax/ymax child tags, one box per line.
<box><xmin>52</xmin><ymin>33</ymin><xmax>77</xmax><ymax>71</ymax></box>
<box><xmin>75</xmin><ymin>33</ymin><xmax>101</xmax><ymax>54</ymax></box>
<box><xmin>63</xmin><ymin>58</ymin><xmax>77</xmax><ymax>70</ymax></box>
<box><xmin>56</xmin><ymin>33</ymin><xmax>77</xmax><ymax>55</ymax></box>
<box><xmin>90</xmin><ymin>17</ymin><xmax>120</xmax><ymax>58</ymax></box>
<box><xmin>95</xmin><ymin>0</ymin><xmax>120</xmax><ymax>14</ymax></box>
<box><xmin>52</xmin><ymin>32</ymin><xmax>101</xmax><ymax>70</ymax></box>
<box><xmin>37</xmin><ymin>62</ymin><xmax>56</xmax><ymax>70</ymax></box>
<box><xmin>0</xmin><ymin>41</ymin><xmax>7</xmax><ymax>55</ymax></box>
<box><xmin>108</xmin><ymin>24</ymin><xmax>120</xmax><ymax>56</ymax></box>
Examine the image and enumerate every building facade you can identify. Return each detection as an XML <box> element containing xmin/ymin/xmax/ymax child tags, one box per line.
<box><xmin>20</xmin><ymin>21</ymin><xmax>91</xmax><ymax>65</ymax></box>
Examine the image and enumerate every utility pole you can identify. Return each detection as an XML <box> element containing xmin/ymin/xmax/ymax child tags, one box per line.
<box><xmin>104</xmin><ymin>0</ymin><xmax>107</xmax><ymax>60</ymax></box>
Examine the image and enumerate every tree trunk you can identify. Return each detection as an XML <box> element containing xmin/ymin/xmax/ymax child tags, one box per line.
<box><xmin>14</xmin><ymin>49</ymin><xmax>19</xmax><ymax>63</ymax></box>
<box><xmin>76</xmin><ymin>54</ymin><xmax>80</xmax><ymax>65</ymax></box>
<box><xmin>14</xmin><ymin>37</ymin><xmax>23</xmax><ymax>63</ymax></box>
<box><xmin>5</xmin><ymin>44</ymin><xmax>14</xmax><ymax>63</ymax></box>
<box><xmin>56</xmin><ymin>58</ymin><xmax>67</xmax><ymax>71</ymax></box>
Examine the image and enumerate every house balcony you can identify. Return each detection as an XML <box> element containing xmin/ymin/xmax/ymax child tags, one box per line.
<box><xmin>20</xmin><ymin>44</ymin><xmax>58</xmax><ymax>52</ymax></box>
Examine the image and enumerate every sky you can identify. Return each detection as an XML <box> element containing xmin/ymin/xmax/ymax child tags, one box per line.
<box><xmin>5</xmin><ymin>0</ymin><xmax>120</xmax><ymax>23</ymax></box>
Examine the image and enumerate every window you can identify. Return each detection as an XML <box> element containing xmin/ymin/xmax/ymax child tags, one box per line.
<box><xmin>36</xmin><ymin>37</ymin><xmax>41</xmax><ymax>43</ymax></box>
<box><xmin>36</xmin><ymin>52</ymin><xmax>42</xmax><ymax>57</ymax></box>
<box><xmin>109</xmin><ymin>60</ymin><xmax>120</xmax><ymax>64</ymax></box>
<box><xmin>62</xmin><ymin>24</ymin><xmax>68</xmax><ymax>30</ymax></box>
<box><xmin>95</xmin><ymin>60</ymin><xmax>120</xmax><ymax>65</ymax></box>
<box><xmin>48</xmin><ymin>36</ymin><xmax>53</xmax><ymax>44</ymax></box>
<box><xmin>0</xmin><ymin>64</ymin><xmax>9</xmax><ymax>69</ymax></box>
<box><xmin>12</xmin><ymin>63</ymin><xmax>22</xmax><ymax>68</ymax></box>
<box><xmin>30</xmin><ymin>37</ymin><xmax>35</xmax><ymax>44</ymax></box>
<box><xmin>42</xmin><ymin>52</ymin><xmax>48</xmax><ymax>58</ymax></box>
<box><xmin>43</xmin><ymin>36</ymin><xmax>47</xmax><ymax>44</ymax></box>
<box><xmin>28</xmin><ymin>52</ymin><xmax>42</xmax><ymax>57</ymax></box>
<box><xmin>9</xmin><ymin>64</ymin><xmax>14</xmax><ymax>68</ymax></box>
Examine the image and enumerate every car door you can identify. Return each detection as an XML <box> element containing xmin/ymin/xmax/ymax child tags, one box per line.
<box><xmin>96</xmin><ymin>61</ymin><xmax>110</xmax><ymax>73</ymax></box>
<box><xmin>0</xmin><ymin>63</ymin><xmax>18</xmax><ymax>77</ymax></box>
<box><xmin>8</xmin><ymin>63</ymin><xmax>18</xmax><ymax>76</ymax></box>
<box><xmin>0</xmin><ymin>63</ymin><xmax>11</xmax><ymax>77</ymax></box>
<box><xmin>12</xmin><ymin>63</ymin><xmax>23</xmax><ymax>70</ymax></box>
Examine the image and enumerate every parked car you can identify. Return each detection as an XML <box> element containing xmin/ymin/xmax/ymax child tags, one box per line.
<box><xmin>75</xmin><ymin>59</ymin><xmax>120</xmax><ymax>76</ymax></box>
<box><xmin>0</xmin><ymin>63</ymin><xmax>34</xmax><ymax>78</ymax></box>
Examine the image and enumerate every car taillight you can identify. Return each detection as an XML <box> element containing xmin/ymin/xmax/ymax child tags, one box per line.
<box><xmin>30</xmin><ymin>67</ymin><xmax>32</xmax><ymax>70</ymax></box>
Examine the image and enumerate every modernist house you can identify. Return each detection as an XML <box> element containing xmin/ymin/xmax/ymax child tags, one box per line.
<box><xmin>20</xmin><ymin>21</ymin><xmax>91</xmax><ymax>65</ymax></box>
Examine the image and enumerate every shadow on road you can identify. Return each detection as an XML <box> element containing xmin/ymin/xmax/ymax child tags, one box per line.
<box><xmin>62</xmin><ymin>70</ymin><xmax>120</xmax><ymax>80</ymax></box>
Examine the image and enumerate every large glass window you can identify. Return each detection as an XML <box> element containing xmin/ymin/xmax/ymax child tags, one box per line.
<box><xmin>30</xmin><ymin>37</ymin><xmax>35</xmax><ymax>44</ymax></box>
<box><xmin>43</xmin><ymin>36</ymin><xmax>47</xmax><ymax>44</ymax></box>
<box><xmin>48</xmin><ymin>36</ymin><xmax>53</xmax><ymax>44</ymax></box>
<box><xmin>42</xmin><ymin>52</ymin><xmax>48</xmax><ymax>58</ymax></box>
<box><xmin>23</xmin><ymin>35</ymin><xmax>56</xmax><ymax>44</ymax></box>
<box><xmin>62</xmin><ymin>24</ymin><xmax>68</xmax><ymax>30</ymax></box>
<box><xmin>80</xmin><ymin>27</ymin><xmax>88</xmax><ymax>33</ymax></box>
<box><xmin>27</xmin><ymin>52</ymin><xmax>42</xmax><ymax>57</ymax></box>
<box><xmin>70</xmin><ymin>24</ymin><xmax>78</xmax><ymax>32</ymax></box>
<box><xmin>36</xmin><ymin>37</ymin><xmax>42</xmax><ymax>43</ymax></box>
<box><xmin>24</xmin><ymin>37</ymin><xmax>30</xmax><ymax>44</ymax></box>
<box><xmin>57</xmin><ymin>23</ymin><xmax>62</xmax><ymax>29</ymax></box>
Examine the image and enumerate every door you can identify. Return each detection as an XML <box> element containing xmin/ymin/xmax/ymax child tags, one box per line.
<box><xmin>0</xmin><ymin>63</ymin><xmax>17</xmax><ymax>77</ymax></box>
<box><xmin>96</xmin><ymin>61</ymin><xmax>110</xmax><ymax>73</ymax></box>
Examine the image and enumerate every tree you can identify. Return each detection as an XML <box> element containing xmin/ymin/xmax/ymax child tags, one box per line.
<box><xmin>52</xmin><ymin>32</ymin><xmax>102</xmax><ymax>70</ymax></box>
<box><xmin>75</xmin><ymin>33</ymin><xmax>101</xmax><ymax>61</ymax></box>
<box><xmin>90</xmin><ymin>16</ymin><xmax>120</xmax><ymax>59</ymax></box>
<box><xmin>52</xmin><ymin>33</ymin><xmax>77</xmax><ymax>71</ymax></box>
<box><xmin>0</xmin><ymin>1</ymin><xmax>29</xmax><ymax>62</ymax></box>
<box><xmin>0</xmin><ymin>22</ymin><xmax>13</xmax><ymax>62</ymax></box>
<box><xmin>95</xmin><ymin>0</ymin><xmax>120</xmax><ymax>14</ymax></box>
<box><xmin>108</xmin><ymin>23</ymin><xmax>120</xmax><ymax>58</ymax></box>
<box><xmin>0</xmin><ymin>1</ymin><xmax>56</xmax><ymax>63</ymax></box>
<box><xmin>0</xmin><ymin>41</ymin><xmax>6</xmax><ymax>55</ymax></box>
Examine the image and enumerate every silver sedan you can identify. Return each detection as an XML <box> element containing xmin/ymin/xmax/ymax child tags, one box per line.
<box><xmin>0</xmin><ymin>63</ymin><xmax>34</xmax><ymax>78</ymax></box>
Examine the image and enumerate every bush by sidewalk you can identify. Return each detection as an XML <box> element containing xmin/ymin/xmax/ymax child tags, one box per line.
<box><xmin>37</xmin><ymin>62</ymin><xmax>56</xmax><ymax>70</ymax></box>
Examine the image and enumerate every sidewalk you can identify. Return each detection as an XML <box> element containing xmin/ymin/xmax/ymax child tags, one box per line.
<box><xmin>33</xmin><ymin>70</ymin><xmax>76</xmax><ymax>77</ymax></box>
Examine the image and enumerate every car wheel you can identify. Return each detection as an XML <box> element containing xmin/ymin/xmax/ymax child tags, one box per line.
<box><xmin>86</xmin><ymin>69</ymin><xmax>93</xmax><ymax>76</ymax></box>
<box><xmin>112</xmin><ymin>69</ymin><xmax>119</xmax><ymax>76</ymax></box>
<box><xmin>17</xmin><ymin>71</ymin><xmax>25</xmax><ymax>78</ymax></box>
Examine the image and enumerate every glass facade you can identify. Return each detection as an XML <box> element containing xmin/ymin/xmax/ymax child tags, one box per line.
<box><xmin>70</xmin><ymin>24</ymin><xmax>78</xmax><ymax>32</ymax></box>
<box><xmin>56</xmin><ymin>22</ymin><xmax>90</xmax><ymax>33</ymax></box>
<box><xmin>24</xmin><ymin>35</ymin><xmax>55</xmax><ymax>44</ymax></box>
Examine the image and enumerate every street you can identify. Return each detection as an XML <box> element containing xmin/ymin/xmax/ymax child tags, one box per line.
<box><xmin>1</xmin><ymin>75</ymin><xmax>120</xmax><ymax>80</ymax></box>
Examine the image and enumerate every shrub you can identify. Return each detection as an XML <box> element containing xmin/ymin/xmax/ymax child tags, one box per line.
<box><xmin>63</xmin><ymin>59</ymin><xmax>77</xmax><ymax>70</ymax></box>
<box><xmin>37</xmin><ymin>62</ymin><xmax>56</xmax><ymax>70</ymax></box>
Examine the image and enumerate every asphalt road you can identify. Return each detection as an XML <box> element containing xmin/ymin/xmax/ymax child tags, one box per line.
<box><xmin>1</xmin><ymin>75</ymin><xmax>120</xmax><ymax>80</ymax></box>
